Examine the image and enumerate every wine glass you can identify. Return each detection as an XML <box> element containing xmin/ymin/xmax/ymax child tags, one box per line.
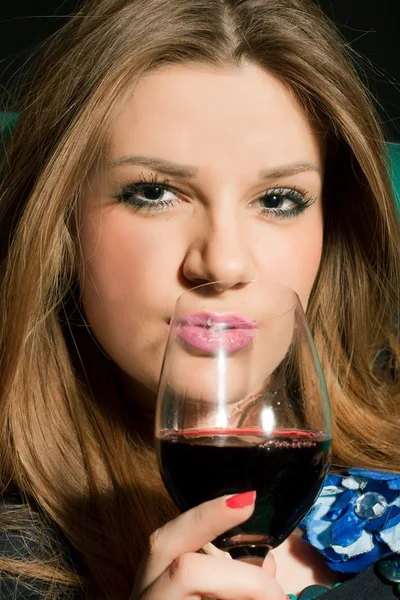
<box><xmin>155</xmin><ymin>280</ymin><xmax>331</xmax><ymax>560</ymax></box>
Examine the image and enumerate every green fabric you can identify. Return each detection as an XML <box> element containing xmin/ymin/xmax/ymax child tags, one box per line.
<box><xmin>0</xmin><ymin>112</ymin><xmax>18</xmax><ymax>136</ymax></box>
<box><xmin>388</xmin><ymin>143</ymin><xmax>400</xmax><ymax>207</ymax></box>
<box><xmin>0</xmin><ymin>112</ymin><xmax>400</xmax><ymax>206</ymax></box>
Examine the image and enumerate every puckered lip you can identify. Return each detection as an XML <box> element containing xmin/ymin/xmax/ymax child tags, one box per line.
<box><xmin>179</xmin><ymin>312</ymin><xmax>257</xmax><ymax>329</ymax></box>
<box><xmin>166</xmin><ymin>312</ymin><xmax>257</xmax><ymax>353</ymax></box>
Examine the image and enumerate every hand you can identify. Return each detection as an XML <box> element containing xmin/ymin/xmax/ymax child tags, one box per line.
<box><xmin>130</xmin><ymin>492</ymin><xmax>286</xmax><ymax>600</ymax></box>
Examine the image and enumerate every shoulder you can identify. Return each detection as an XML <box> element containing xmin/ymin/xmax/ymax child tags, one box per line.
<box><xmin>0</xmin><ymin>491</ymin><xmax>87</xmax><ymax>600</ymax></box>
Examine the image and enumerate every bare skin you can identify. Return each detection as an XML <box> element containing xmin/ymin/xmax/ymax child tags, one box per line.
<box><xmin>80</xmin><ymin>62</ymin><xmax>324</xmax><ymax>409</ymax></box>
<box><xmin>130</xmin><ymin>494</ymin><xmax>286</xmax><ymax>600</ymax></box>
<box><xmin>80</xmin><ymin>62</ymin><xmax>337</xmax><ymax>598</ymax></box>
<box><xmin>272</xmin><ymin>529</ymin><xmax>342</xmax><ymax>593</ymax></box>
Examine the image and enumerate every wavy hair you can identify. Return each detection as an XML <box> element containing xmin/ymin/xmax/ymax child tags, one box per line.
<box><xmin>0</xmin><ymin>0</ymin><xmax>399</xmax><ymax>597</ymax></box>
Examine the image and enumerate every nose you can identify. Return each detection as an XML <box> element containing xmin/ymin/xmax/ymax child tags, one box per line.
<box><xmin>182</xmin><ymin>208</ymin><xmax>254</xmax><ymax>289</ymax></box>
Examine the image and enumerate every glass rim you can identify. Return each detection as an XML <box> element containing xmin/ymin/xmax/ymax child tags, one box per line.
<box><xmin>175</xmin><ymin>279</ymin><xmax>301</xmax><ymax>318</ymax></box>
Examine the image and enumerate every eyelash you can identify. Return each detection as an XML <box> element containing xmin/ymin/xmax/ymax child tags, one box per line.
<box><xmin>114</xmin><ymin>173</ymin><xmax>177</xmax><ymax>211</ymax></box>
<box><xmin>114</xmin><ymin>173</ymin><xmax>316</xmax><ymax>220</ymax></box>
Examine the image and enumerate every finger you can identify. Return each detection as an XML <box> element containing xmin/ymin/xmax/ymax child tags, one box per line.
<box><xmin>138</xmin><ymin>491</ymin><xmax>256</xmax><ymax>595</ymax></box>
<box><xmin>201</xmin><ymin>542</ymin><xmax>232</xmax><ymax>559</ymax></box>
<box><xmin>140</xmin><ymin>552</ymin><xmax>285</xmax><ymax>600</ymax></box>
<box><xmin>262</xmin><ymin>552</ymin><xmax>277</xmax><ymax>577</ymax></box>
<box><xmin>224</xmin><ymin>551</ymin><xmax>275</xmax><ymax>574</ymax></box>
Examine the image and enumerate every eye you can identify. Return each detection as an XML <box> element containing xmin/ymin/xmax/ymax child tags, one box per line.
<box><xmin>114</xmin><ymin>174</ymin><xmax>181</xmax><ymax>211</ymax></box>
<box><xmin>254</xmin><ymin>186</ymin><xmax>316</xmax><ymax>220</ymax></box>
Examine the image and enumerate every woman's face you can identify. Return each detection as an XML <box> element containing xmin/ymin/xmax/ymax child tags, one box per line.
<box><xmin>79</xmin><ymin>62</ymin><xmax>324</xmax><ymax>408</ymax></box>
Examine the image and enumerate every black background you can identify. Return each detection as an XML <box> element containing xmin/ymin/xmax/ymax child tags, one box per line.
<box><xmin>1</xmin><ymin>1</ymin><xmax>400</xmax><ymax>140</ymax></box>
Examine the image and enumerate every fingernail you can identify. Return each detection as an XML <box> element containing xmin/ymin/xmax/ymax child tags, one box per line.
<box><xmin>225</xmin><ymin>491</ymin><xmax>256</xmax><ymax>509</ymax></box>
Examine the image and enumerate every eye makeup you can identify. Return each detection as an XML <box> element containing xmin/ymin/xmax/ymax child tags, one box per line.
<box><xmin>113</xmin><ymin>173</ymin><xmax>316</xmax><ymax>220</ymax></box>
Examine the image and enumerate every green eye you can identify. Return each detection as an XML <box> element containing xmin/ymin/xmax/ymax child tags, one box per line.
<box><xmin>115</xmin><ymin>180</ymin><xmax>180</xmax><ymax>211</ymax></box>
<box><xmin>257</xmin><ymin>187</ymin><xmax>315</xmax><ymax>220</ymax></box>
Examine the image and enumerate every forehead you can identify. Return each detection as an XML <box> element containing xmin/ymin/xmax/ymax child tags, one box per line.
<box><xmin>108</xmin><ymin>62</ymin><xmax>323</xmax><ymax>171</ymax></box>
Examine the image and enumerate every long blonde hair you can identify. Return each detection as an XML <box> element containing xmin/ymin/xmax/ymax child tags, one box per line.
<box><xmin>0</xmin><ymin>0</ymin><xmax>399</xmax><ymax>597</ymax></box>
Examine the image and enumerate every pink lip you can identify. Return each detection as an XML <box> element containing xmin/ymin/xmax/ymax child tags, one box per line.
<box><xmin>177</xmin><ymin>312</ymin><xmax>256</xmax><ymax>354</ymax></box>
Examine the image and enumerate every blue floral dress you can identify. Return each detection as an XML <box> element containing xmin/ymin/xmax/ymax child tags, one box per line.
<box><xmin>299</xmin><ymin>469</ymin><xmax>400</xmax><ymax>598</ymax></box>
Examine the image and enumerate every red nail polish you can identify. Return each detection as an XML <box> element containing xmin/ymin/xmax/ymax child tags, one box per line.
<box><xmin>225</xmin><ymin>491</ymin><xmax>256</xmax><ymax>509</ymax></box>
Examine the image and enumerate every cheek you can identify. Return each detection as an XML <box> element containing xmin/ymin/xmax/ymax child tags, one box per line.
<box><xmin>78</xmin><ymin>206</ymin><xmax>183</xmax><ymax>389</ymax></box>
<box><xmin>255</xmin><ymin>211</ymin><xmax>323</xmax><ymax>308</ymax></box>
<box><xmin>79</xmin><ymin>208</ymin><xmax>148</xmax><ymax>317</ymax></box>
<box><xmin>79</xmin><ymin>206</ymin><xmax>178</xmax><ymax>314</ymax></box>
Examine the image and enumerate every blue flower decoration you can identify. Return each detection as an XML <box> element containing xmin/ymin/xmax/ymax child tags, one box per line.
<box><xmin>300</xmin><ymin>469</ymin><xmax>400</xmax><ymax>573</ymax></box>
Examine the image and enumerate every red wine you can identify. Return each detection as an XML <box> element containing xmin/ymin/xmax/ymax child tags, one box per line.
<box><xmin>156</xmin><ymin>429</ymin><xmax>330</xmax><ymax>554</ymax></box>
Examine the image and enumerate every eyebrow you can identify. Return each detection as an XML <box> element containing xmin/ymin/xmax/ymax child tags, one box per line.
<box><xmin>259</xmin><ymin>162</ymin><xmax>321</xmax><ymax>179</ymax></box>
<box><xmin>108</xmin><ymin>155</ymin><xmax>197</xmax><ymax>177</ymax></box>
<box><xmin>108</xmin><ymin>155</ymin><xmax>321</xmax><ymax>179</ymax></box>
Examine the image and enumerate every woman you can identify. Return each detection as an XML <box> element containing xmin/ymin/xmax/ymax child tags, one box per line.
<box><xmin>0</xmin><ymin>0</ymin><xmax>398</xmax><ymax>598</ymax></box>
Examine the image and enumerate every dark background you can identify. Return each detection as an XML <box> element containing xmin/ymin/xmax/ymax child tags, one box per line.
<box><xmin>1</xmin><ymin>1</ymin><xmax>400</xmax><ymax>140</ymax></box>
